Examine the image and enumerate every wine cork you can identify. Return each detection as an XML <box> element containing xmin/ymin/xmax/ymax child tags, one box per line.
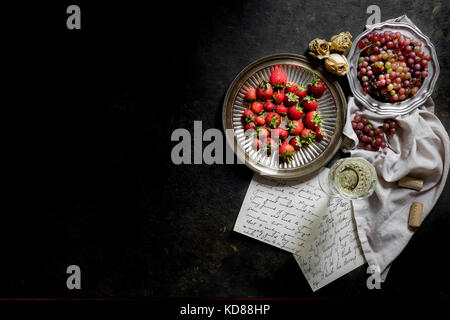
<box><xmin>398</xmin><ymin>176</ymin><xmax>424</xmax><ymax>191</ymax></box>
<box><xmin>408</xmin><ymin>202</ymin><xmax>423</xmax><ymax>228</ymax></box>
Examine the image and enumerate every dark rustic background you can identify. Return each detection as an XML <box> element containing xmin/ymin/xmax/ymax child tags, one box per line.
<box><xmin>2</xmin><ymin>0</ymin><xmax>449</xmax><ymax>300</ymax></box>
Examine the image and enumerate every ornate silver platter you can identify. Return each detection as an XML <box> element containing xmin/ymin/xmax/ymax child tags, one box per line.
<box><xmin>223</xmin><ymin>53</ymin><xmax>346</xmax><ymax>179</ymax></box>
<box><xmin>347</xmin><ymin>21</ymin><xmax>440</xmax><ymax>116</ymax></box>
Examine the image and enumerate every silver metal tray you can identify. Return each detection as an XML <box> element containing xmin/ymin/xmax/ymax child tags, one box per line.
<box><xmin>346</xmin><ymin>21</ymin><xmax>440</xmax><ymax>116</ymax></box>
<box><xmin>223</xmin><ymin>53</ymin><xmax>347</xmax><ymax>179</ymax></box>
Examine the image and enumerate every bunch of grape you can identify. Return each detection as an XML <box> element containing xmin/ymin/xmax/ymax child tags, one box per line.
<box><xmin>356</xmin><ymin>30</ymin><xmax>432</xmax><ymax>103</ymax></box>
<box><xmin>352</xmin><ymin>114</ymin><xmax>398</xmax><ymax>152</ymax></box>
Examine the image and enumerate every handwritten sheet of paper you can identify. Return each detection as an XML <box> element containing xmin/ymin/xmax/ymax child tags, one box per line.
<box><xmin>293</xmin><ymin>197</ymin><xmax>366</xmax><ymax>291</ymax></box>
<box><xmin>234</xmin><ymin>168</ymin><xmax>366</xmax><ymax>291</ymax></box>
<box><xmin>233</xmin><ymin>173</ymin><xmax>330</xmax><ymax>255</ymax></box>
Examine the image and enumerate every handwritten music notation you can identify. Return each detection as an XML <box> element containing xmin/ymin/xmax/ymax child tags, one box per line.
<box><xmin>234</xmin><ymin>168</ymin><xmax>366</xmax><ymax>291</ymax></box>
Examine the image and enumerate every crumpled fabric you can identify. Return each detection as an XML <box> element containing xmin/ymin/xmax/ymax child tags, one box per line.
<box><xmin>342</xmin><ymin>96</ymin><xmax>450</xmax><ymax>280</ymax></box>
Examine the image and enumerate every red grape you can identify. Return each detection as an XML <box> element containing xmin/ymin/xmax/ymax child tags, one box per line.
<box><xmin>375</xmin><ymin>137</ymin><xmax>383</xmax><ymax>145</ymax></box>
<box><xmin>358</xmin><ymin>30</ymin><xmax>432</xmax><ymax>103</ymax></box>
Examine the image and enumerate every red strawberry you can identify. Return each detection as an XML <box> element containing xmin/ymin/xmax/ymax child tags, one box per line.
<box><xmin>242</xmin><ymin>109</ymin><xmax>255</xmax><ymax>123</ymax></box>
<box><xmin>300</xmin><ymin>128</ymin><xmax>316</xmax><ymax>145</ymax></box>
<box><xmin>315</xmin><ymin>127</ymin><xmax>326</xmax><ymax>141</ymax></box>
<box><xmin>272</xmin><ymin>90</ymin><xmax>285</xmax><ymax>104</ymax></box>
<box><xmin>244</xmin><ymin>87</ymin><xmax>257</xmax><ymax>101</ymax></box>
<box><xmin>244</xmin><ymin>123</ymin><xmax>255</xmax><ymax>131</ymax></box>
<box><xmin>284</xmin><ymin>92</ymin><xmax>299</xmax><ymax>106</ymax></box>
<box><xmin>256</xmin><ymin>127</ymin><xmax>270</xmax><ymax>139</ymax></box>
<box><xmin>289</xmin><ymin>136</ymin><xmax>302</xmax><ymax>150</ymax></box>
<box><xmin>254</xmin><ymin>115</ymin><xmax>266</xmax><ymax>126</ymax></box>
<box><xmin>287</xmin><ymin>105</ymin><xmax>304</xmax><ymax>120</ymax></box>
<box><xmin>275</xmin><ymin>104</ymin><xmax>288</xmax><ymax>116</ymax></box>
<box><xmin>284</xmin><ymin>82</ymin><xmax>298</xmax><ymax>94</ymax></box>
<box><xmin>296</xmin><ymin>85</ymin><xmax>308</xmax><ymax>100</ymax></box>
<box><xmin>256</xmin><ymin>80</ymin><xmax>273</xmax><ymax>100</ymax></box>
<box><xmin>262</xmin><ymin>138</ymin><xmax>278</xmax><ymax>154</ymax></box>
<box><xmin>301</xmin><ymin>95</ymin><xmax>318</xmax><ymax>111</ymax></box>
<box><xmin>304</xmin><ymin>111</ymin><xmax>322</xmax><ymax>130</ymax></box>
<box><xmin>279</xmin><ymin>141</ymin><xmax>295</xmax><ymax>163</ymax></box>
<box><xmin>252</xmin><ymin>138</ymin><xmax>261</xmax><ymax>150</ymax></box>
<box><xmin>250</xmin><ymin>101</ymin><xmax>264</xmax><ymax>114</ymax></box>
<box><xmin>287</xmin><ymin>120</ymin><xmax>304</xmax><ymax>136</ymax></box>
<box><xmin>269</xmin><ymin>67</ymin><xmax>287</xmax><ymax>87</ymax></box>
<box><xmin>272</xmin><ymin>127</ymin><xmax>289</xmax><ymax>141</ymax></box>
<box><xmin>308</xmin><ymin>76</ymin><xmax>325</xmax><ymax>98</ymax></box>
<box><xmin>265</xmin><ymin>112</ymin><xmax>281</xmax><ymax>129</ymax></box>
<box><xmin>264</xmin><ymin>101</ymin><xmax>275</xmax><ymax>112</ymax></box>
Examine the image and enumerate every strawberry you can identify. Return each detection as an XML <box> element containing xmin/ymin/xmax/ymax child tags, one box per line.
<box><xmin>252</xmin><ymin>138</ymin><xmax>261</xmax><ymax>150</ymax></box>
<box><xmin>315</xmin><ymin>127</ymin><xmax>326</xmax><ymax>141</ymax></box>
<box><xmin>301</xmin><ymin>95</ymin><xmax>318</xmax><ymax>111</ymax></box>
<box><xmin>304</xmin><ymin>111</ymin><xmax>322</xmax><ymax>130</ymax></box>
<box><xmin>265</xmin><ymin>112</ymin><xmax>281</xmax><ymax>129</ymax></box>
<box><xmin>272</xmin><ymin>90</ymin><xmax>285</xmax><ymax>104</ymax></box>
<box><xmin>308</xmin><ymin>76</ymin><xmax>325</xmax><ymax>98</ymax></box>
<box><xmin>262</xmin><ymin>138</ymin><xmax>278</xmax><ymax>155</ymax></box>
<box><xmin>242</xmin><ymin>109</ymin><xmax>255</xmax><ymax>123</ymax></box>
<box><xmin>284</xmin><ymin>92</ymin><xmax>299</xmax><ymax>106</ymax></box>
<box><xmin>256</xmin><ymin>127</ymin><xmax>270</xmax><ymax>139</ymax></box>
<box><xmin>250</xmin><ymin>101</ymin><xmax>264</xmax><ymax>114</ymax></box>
<box><xmin>272</xmin><ymin>127</ymin><xmax>289</xmax><ymax>141</ymax></box>
<box><xmin>269</xmin><ymin>67</ymin><xmax>287</xmax><ymax>88</ymax></box>
<box><xmin>254</xmin><ymin>115</ymin><xmax>266</xmax><ymax>126</ymax></box>
<box><xmin>287</xmin><ymin>120</ymin><xmax>304</xmax><ymax>136</ymax></box>
<box><xmin>244</xmin><ymin>87</ymin><xmax>257</xmax><ymax>101</ymax></box>
<box><xmin>289</xmin><ymin>136</ymin><xmax>302</xmax><ymax>150</ymax></box>
<box><xmin>295</xmin><ymin>85</ymin><xmax>308</xmax><ymax>100</ymax></box>
<box><xmin>287</xmin><ymin>105</ymin><xmax>304</xmax><ymax>120</ymax></box>
<box><xmin>244</xmin><ymin>123</ymin><xmax>255</xmax><ymax>132</ymax></box>
<box><xmin>284</xmin><ymin>82</ymin><xmax>298</xmax><ymax>94</ymax></box>
<box><xmin>264</xmin><ymin>101</ymin><xmax>275</xmax><ymax>112</ymax></box>
<box><xmin>275</xmin><ymin>104</ymin><xmax>288</xmax><ymax>116</ymax></box>
<box><xmin>256</xmin><ymin>80</ymin><xmax>273</xmax><ymax>100</ymax></box>
<box><xmin>279</xmin><ymin>141</ymin><xmax>295</xmax><ymax>163</ymax></box>
<box><xmin>300</xmin><ymin>128</ymin><xmax>316</xmax><ymax>145</ymax></box>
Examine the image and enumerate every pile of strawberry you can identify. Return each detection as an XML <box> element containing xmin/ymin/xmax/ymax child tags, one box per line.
<box><xmin>241</xmin><ymin>67</ymin><xmax>327</xmax><ymax>164</ymax></box>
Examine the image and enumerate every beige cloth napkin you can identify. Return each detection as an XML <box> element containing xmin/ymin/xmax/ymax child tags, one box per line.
<box><xmin>342</xmin><ymin>96</ymin><xmax>450</xmax><ymax>280</ymax></box>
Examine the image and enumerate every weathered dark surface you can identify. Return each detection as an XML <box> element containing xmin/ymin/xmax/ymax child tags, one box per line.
<box><xmin>2</xmin><ymin>1</ymin><xmax>449</xmax><ymax>299</ymax></box>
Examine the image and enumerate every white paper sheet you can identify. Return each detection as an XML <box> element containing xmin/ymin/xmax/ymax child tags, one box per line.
<box><xmin>294</xmin><ymin>197</ymin><xmax>366</xmax><ymax>291</ymax></box>
<box><xmin>233</xmin><ymin>172</ymin><xmax>330</xmax><ymax>255</ymax></box>
<box><xmin>234</xmin><ymin>168</ymin><xmax>366</xmax><ymax>291</ymax></box>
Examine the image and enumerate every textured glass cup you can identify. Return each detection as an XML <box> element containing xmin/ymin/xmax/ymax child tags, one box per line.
<box><xmin>328</xmin><ymin>158</ymin><xmax>377</xmax><ymax>200</ymax></box>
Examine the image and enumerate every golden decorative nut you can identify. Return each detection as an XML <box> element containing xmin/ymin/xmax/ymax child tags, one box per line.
<box><xmin>325</xmin><ymin>53</ymin><xmax>350</xmax><ymax>76</ymax></box>
<box><xmin>330</xmin><ymin>32</ymin><xmax>353</xmax><ymax>53</ymax></box>
<box><xmin>308</xmin><ymin>38</ymin><xmax>331</xmax><ymax>59</ymax></box>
